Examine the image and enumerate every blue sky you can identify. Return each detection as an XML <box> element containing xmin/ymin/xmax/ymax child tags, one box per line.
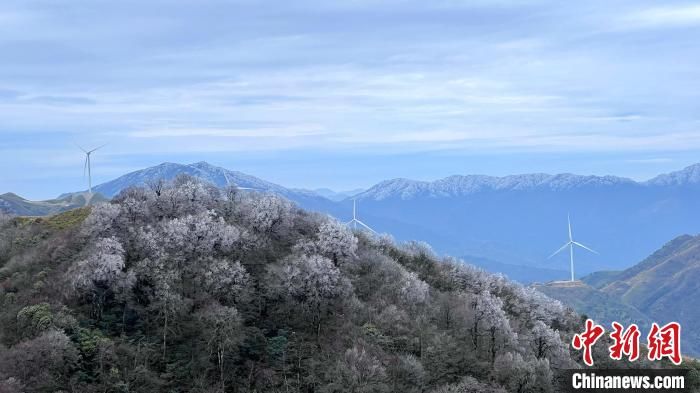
<box><xmin>2</xmin><ymin>0</ymin><xmax>700</xmax><ymax>199</ymax></box>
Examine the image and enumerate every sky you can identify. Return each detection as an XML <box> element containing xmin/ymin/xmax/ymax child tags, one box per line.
<box><xmin>1</xmin><ymin>0</ymin><xmax>700</xmax><ymax>199</ymax></box>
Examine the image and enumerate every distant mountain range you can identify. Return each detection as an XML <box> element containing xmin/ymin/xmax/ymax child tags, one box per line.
<box><xmin>312</xmin><ymin>187</ymin><xmax>366</xmax><ymax>202</ymax></box>
<box><xmin>3</xmin><ymin>161</ymin><xmax>700</xmax><ymax>281</ymax></box>
<box><xmin>538</xmin><ymin>233</ymin><xmax>700</xmax><ymax>356</ymax></box>
<box><xmin>351</xmin><ymin>163</ymin><xmax>700</xmax><ymax>275</ymax></box>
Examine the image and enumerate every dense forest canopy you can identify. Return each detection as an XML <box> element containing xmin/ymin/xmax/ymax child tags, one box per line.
<box><xmin>0</xmin><ymin>175</ymin><xmax>681</xmax><ymax>392</ymax></box>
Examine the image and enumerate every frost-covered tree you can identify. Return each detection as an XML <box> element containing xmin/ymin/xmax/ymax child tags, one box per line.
<box><xmin>315</xmin><ymin>221</ymin><xmax>358</xmax><ymax>265</ymax></box>
<box><xmin>196</xmin><ymin>302</ymin><xmax>242</xmax><ymax>392</ymax></box>
<box><xmin>271</xmin><ymin>254</ymin><xmax>351</xmax><ymax>339</ymax></box>
<box><xmin>81</xmin><ymin>203</ymin><xmax>121</xmax><ymax>238</ymax></box>
<box><xmin>327</xmin><ymin>346</ymin><xmax>388</xmax><ymax>393</ymax></box>
<box><xmin>200</xmin><ymin>258</ymin><xmax>249</xmax><ymax>304</ymax></box>
<box><xmin>528</xmin><ymin>320</ymin><xmax>569</xmax><ymax>368</ymax></box>
<box><xmin>390</xmin><ymin>354</ymin><xmax>425</xmax><ymax>393</ymax></box>
<box><xmin>147</xmin><ymin>175</ymin><xmax>219</xmax><ymax>219</ymax></box>
<box><xmin>430</xmin><ymin>376</ymin><xmax>507</xmax><ymax>393</ymax></box>
<box><xmin>159</xmin><ymin>210</ymin><xmax>239</xmax><ymax>261</ymax></box>
<box><xmin>0</xmin><ymin>211</ymin><xmax>12</xmax><ymax>226</ymax></box>
<box><xmin>241</xmin><ymin>193</ymin><xmax>293</xmax><ymax>235</ymax></box>
<box><xmin>399</xmin><ymin>270</ymin><xmax>430</xmax><ymax>307</ymax></box>
<box><xmin>0</xmin><ymin>330</ymin><xmax>78</xmax><ymax>392</ymax></box>
<box><xmin>467</xmin><ymin>290</ymin><xmax>514</xmax><ymax>363</ymax></box>
<box><xmin>69</xmin><ymin>237</ymin><xmax>133</xmax><ymax>319</ymax></box>
<box><xmin>493</xmin><ymin>353</ymin><xmax>553</xmax><ymax>393</ymax></box>
<box><xmin>71</xmin><ymin>237</ymin><xmax>126</xmax><ymax>289</ymax></box>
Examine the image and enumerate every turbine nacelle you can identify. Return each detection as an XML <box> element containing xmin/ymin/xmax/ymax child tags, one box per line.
<box><xmin>76</xmin><ymin>143</ymin><xmax>106</xmax><ymax>197</ymax></box>
<box><xmin>548</xmin><ymin>214</ymin><xmax>598</xmax><ymax>282</ymax></box>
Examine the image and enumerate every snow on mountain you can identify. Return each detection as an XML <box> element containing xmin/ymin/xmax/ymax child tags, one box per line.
<box><xmin>358</xmin><ymin>173</ymin><xmax>637</xmax><ymax>200</ymax></box>
<box><xmin>66</xmin><ymin>161</ymin><xmax>307</xmax><ymax>200</ymax></box>
<box><xmin>645</xmin><ymin>163</ymin><xmax>700</xmax><ymax>187</ymax></box>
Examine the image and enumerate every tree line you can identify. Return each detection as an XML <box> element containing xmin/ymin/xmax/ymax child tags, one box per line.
<box><xmin>0</xmin><ymin>175</ymin><xmax>671</xmax><ymax>392</ymax></box>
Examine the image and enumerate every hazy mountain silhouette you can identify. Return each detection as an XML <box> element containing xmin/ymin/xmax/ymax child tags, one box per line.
<box><xmin>4</xmin><ymin>161</ymin><xmax>700</xmax><ymax>280</ymax></box>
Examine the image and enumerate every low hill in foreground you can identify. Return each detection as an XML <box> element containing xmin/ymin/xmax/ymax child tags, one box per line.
<box><xmin>0</xmin><ymin>176</ymin><xmax>596</xmax><ymax>392</ymax></box>
<box><xmin>2</xmin><ymin>176</ymin><xmax>695</xmax><ymax>392</ymax></box>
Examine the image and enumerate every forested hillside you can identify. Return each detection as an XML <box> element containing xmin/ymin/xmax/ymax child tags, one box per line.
<box><xmin>0</xmin><ymin>175</ymin><xmax>666</xmax><ymax>392</ymax></box>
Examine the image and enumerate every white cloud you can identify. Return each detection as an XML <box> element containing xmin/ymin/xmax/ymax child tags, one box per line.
<box><xmin>128</xmin><ymin>124</ymin><xmax>327</xmax><ymax>138</ymax></box>
<box><xmin>625</xmin><ymin>158</ymin><xmax>674</xmax><ymax>164</ymax></box>
<box><xmin>622</xmin><ymin>5</ymin><xmax>700</xmax><ymax>28</ymax></box>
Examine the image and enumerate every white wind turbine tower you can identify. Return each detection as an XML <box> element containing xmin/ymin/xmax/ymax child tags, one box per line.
<box><xmin>549</xmin><ymin>214</ymin><xmax>598</xmax><ymax>282</ymax></box>
<box><xmin>223</xmin><ymin>172</ymin><xmax>258</xmax><ymax>191</ymax></box>
<box><xmin>346</xmin><ymin>199</ymin><xmax>376</xmax><ymax>233</ymax></box>
<box><xmin>77</xmin><ymin>144</ymin><xmax>106</xmax><ymax>195</ymax></box>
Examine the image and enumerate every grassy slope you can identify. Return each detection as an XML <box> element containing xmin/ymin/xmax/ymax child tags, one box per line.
<box><xmin>533</xmin><ymin>280</ymin><xmax>653</xmax><ymax>329</ymax></box>
<box><xmin>600</xmin><ymin>234</ymin><xmax>700</xmax><ymax>355</ymax></box>
<box><xmin>0</xmin><ymin>192</ymin><xmax>107</xmax><ymax>216</ymax></box>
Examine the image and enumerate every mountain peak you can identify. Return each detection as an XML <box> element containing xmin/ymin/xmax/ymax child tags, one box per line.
<box><xmin>646</xmin><ymin>163</ymin><xmax>700</xmax><ymax>187</ymax></box>
<box><xmin>189</xmin><ymin>161</ymin><xmax>216</xmax><ymax>169</ymax></box>
<box><xmin>0</xmin><ymin>192</ymin><xmax>22</xmax><ymax>199</ymax></box>
<box><xmin>62</xmin><ymin>161</ymin><xmax>335</xmax><ymax>206</ymax></box>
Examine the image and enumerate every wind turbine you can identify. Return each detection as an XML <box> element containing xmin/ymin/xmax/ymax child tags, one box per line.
<box><xmin>77</xmin><ymin>144</ymin><xmax>106</xmax><ymax>195</ymax></box>
<box><xmin>549</xmin><ymin>214</ymin><xmax>598</xmax><ymax>282</ymax></box>
<box><xmin>223</xmin><ymin>172</ymin><xmax>258</xmax><ymax>191</ymax></box>
<box><xmin>345</xmin><ymin>199</ymin><xmax>376</xmax><ymax>233</ymax></box>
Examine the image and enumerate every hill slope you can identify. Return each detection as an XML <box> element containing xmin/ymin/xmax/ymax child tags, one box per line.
<box><xmin>537</xmin><ymin>234</ymin><xmax>700</xmax><ymax>356</ymax></box>
<box><xmin>0</xmin><ymin>175</ymin><xmax>588</xmax><ymax>392</ymax></box>
<box><xmin>534</xmin><ymin>280</ymin><xmax>653</xmax><ymax>331</ymax></box>
<box><xmin>599</xmin><ymin>234</ymin><xmax>700</xmax><ymax>355</ymax></box>
<box><xmin>0</xmin><ymin>192</ymin><xmax>107</xmax><ymax>216</ymax></box>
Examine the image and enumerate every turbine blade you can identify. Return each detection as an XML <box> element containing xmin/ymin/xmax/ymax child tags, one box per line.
<box><xmin>83</xmin><ymin>156</ymin><xmax>88</xmax><ymax>178</ymax></box>
<box><xmin>356</xmin><ymin>219</ymin><xmax>376</xmax><ymax>233</ymax></box>
<box><xmin>572</xmin><ymin>241</ymin><xmax>598</xmax><ymax>254</ymax></box>
<box><xmin>88</xmin><ymin>143</ymin><xmax>108</xmax><ymax>153</ymax></box>
<box><xmin>568</xmin><ymin>214</ymin><xmax>573</xmax><ymax>241</ymax></box>
<box><xmin>548</xmin><ymin>242</ymin><xmax>571</xmax><ymax>259</ymax></box>
<box><xmin>75</xmin><ymin>142</ymin><xmax>87</xmax><ymax>153</ymax></box>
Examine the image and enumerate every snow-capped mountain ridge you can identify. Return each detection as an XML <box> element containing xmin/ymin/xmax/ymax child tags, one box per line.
<box><xmin>357</xmin><ymin>163</ymin><xmax>700</xmax><ymax>200</ymax></box>
<box><xmin>358</xmin><ymin>173</ymin><xmax>638</xmax><ymax>200</ymax></box>
<box><xmin>646</xmin><ymin>163</ymin><xmax>700</xmax><ymax>186</ymax></box>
